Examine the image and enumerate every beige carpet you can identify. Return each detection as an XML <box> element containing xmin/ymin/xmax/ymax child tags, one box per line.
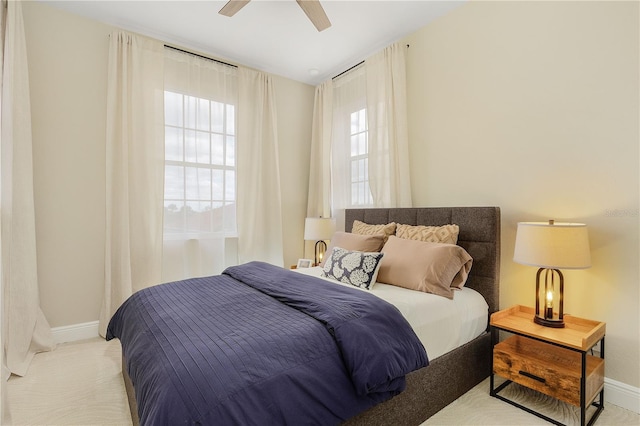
<box><xmin>6</xmin><ymin>338</ymin><xmax>639</xmax><ymax>425</ymax></box>
<box><xmin>7</xmin><ymin>338</ymin><xmax>131</xmax><ymax>425</ymax></box>
<box><xmin>423</xmin><ymin>378</ymin><xmax>639</xmax><ymax>425</ymax></box>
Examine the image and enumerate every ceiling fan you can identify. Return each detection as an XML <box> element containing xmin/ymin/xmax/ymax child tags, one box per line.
<box><xmin>219</xmin><ymin>0</ymin><xmax>331</xmax><ymax>32</ymax></box>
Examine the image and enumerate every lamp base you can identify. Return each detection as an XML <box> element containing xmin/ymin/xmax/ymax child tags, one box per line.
<box><xmin>534</xmin><ymin>268</ymin><xmax>565</xmax><ymax>329</ymax></box>
<box><xmin>534</xmin><ymin>315</ymin><xmax>565</xmax><ymax>328</ymax></box>
<box><xmin>314</xmin><ymin>240</ymin><xmax>327</xmax><ymax>266</ymax></box>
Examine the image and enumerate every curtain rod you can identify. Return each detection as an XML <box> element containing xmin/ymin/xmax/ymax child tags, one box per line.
<box><xmin>164</xmin><ymin>45</ymin><xmax>237</xmax><ymax>68</ymax></box>
<box><xmin>332</xmin><ymin>44</ymin><xmax>410</xmax><ymax>80</ymax></box>
<box><xmin>332</xmin><ymin>61</ymin><xmax>364</xmax><ymax>80</ymax></box>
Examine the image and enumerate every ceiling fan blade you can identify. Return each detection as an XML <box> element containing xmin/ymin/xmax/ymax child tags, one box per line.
<box><xmin>219</xmin><ymin>0</ymin><xmax>251</xmax><ymax>17</ymax></box>
<box><xmin>296</xmin><ymin>0</ymin><xmax>331</xmax><ymax>32</ymax></box>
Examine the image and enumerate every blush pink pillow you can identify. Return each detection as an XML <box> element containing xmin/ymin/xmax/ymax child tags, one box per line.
<box><xmin>320</xmin><ymin>232</ymin><xmax>385</xmax><ymax>267</ymax></box>
<box><xmin>377</xmin><ymin>236</ymin><xmax>473</xmax><ymax>299</ymax></box>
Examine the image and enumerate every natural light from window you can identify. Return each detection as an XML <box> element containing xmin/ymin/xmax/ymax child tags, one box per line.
<box><xmin>350</xmin><ymin>108</ymin><xmax>372</xmax><ymax>206</ymax></box>
<box><xmin>163</xmin><ymin>91</ymin><xmax>237</xmax><ymax>237</ymax></box>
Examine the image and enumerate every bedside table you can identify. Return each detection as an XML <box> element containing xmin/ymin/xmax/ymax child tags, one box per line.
<box><xmin>490</xmin><ymin>305</ymin><xmax>605</xmax><ymax>426</ymax></box>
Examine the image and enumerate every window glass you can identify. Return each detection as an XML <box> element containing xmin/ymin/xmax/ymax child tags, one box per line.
<box><xmin>349</xmin><ymin>108</ymin><xmax>372</xmax><ymax>206</ymax></box>
<box><xmin>164</xmin><ymin>90</ymin><xmax>236</xmax><ymax>236</ymax></box>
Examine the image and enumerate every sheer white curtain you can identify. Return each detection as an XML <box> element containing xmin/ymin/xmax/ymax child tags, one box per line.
<box><xmin>99</xmin><ymin>31</ymin><xmax>165</xmax><ymax>337</ymax></box>
<box><xmin>365</xmin><ymin>43</ymin><xmax>412</xmax><ymax>207</ymax></box>
<box><xmin>162</xmin><ymin>48</ymin><xmax>238</xmax><ymax>282</ymax></box>
<box><xmin>306</xmin><ymin>80</ymin><xmax>333</xmax><ymax>219</ymax></box>
<box><xmin>0</xmin><ymin>0</ymin><xmax>54</xmax><ymax>383</ymax></box>
<box><xmin>307</xmin><ymin>43</ymin><xmax>412</xmax><ymax>225</ymax></box>
<box><xmin>237</xmin><ymin>67</ymin><xmax>283</xmax><ymax>266</ymax></box>
<box><xmin>330</xmin><ymin>64</ymin><xmax>367</xmax><ymax>228</ymax></box>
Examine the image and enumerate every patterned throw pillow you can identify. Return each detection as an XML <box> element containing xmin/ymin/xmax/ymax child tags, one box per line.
<box><xmin>396</xmin><ymin>223</ymin><xmax>460</xmax><ymax>245</ymax></box>
<box><xmin>321</xmin><ymin>247</ymin><xmax>384</xmax><ymax>290</ymax></box>
<box><xmin>351</xmin><ymin>220</ymin><xmax>396</xmax><ymax>243</ymax></box>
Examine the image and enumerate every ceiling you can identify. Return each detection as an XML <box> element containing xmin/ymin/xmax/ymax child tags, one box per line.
<box><xmin>43</xmin><ymin>0</ymin><xmax>464</xmax><ymax>86</ymax></box>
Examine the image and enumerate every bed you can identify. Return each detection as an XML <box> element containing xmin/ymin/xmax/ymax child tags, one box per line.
<box><xmin>111</xmin><ymin>206</ymin><xmax>500</xmax><ymax>425</ymax></box>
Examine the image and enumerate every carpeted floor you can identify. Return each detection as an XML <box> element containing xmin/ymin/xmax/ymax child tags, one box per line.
<box><xmin>6</xmin><ymin>338</ymin><xmax>639</xmax><ymax>425</ymax></box>
<box><xmin>423</xmin><ymin>377</ymin><xmax>639</xmax><ymax>425</ymax></box>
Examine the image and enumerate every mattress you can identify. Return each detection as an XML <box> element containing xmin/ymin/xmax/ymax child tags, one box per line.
<box><xmin>294</xmin><ymin>266</ymin><xmax>489</xmax><ymax>360</ymax></box>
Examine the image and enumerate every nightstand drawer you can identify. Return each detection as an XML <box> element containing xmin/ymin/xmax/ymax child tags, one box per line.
<box><xmin>493</xmin><ymin>335</ymin><xmax>604</xmax><ymax>407</ymax></box>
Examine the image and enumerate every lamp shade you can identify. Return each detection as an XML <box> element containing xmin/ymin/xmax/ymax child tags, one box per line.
<box><xmin>513</xmin><ymin>221</ymin><xmax>591</xmax><ymax>269</ymax></box>
<box><xmin>304</xmin><ymin>217</ymin><xmax>336</xmax><ymax>241</ymax></box>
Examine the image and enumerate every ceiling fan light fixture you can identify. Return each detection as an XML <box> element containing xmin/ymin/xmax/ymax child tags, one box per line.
<box><xmin>218</xmin><ymin>0</ymin><xmax>331</xmax><ymax>32</ymax></box>
<box><xmin>218</xmin><ymin>0</ymin><xmax>250</xmax><ymax>17</ymax></box>
<box><xmin>296</xmin><ymin>0</ymin><xmax>331</xmax><ymax>32</ymax></box>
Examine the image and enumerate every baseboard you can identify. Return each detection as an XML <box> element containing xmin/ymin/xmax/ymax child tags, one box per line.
<box><xmin>605</xmin><ymin>377</ymin><xmax>640</xmax><ymax>414</ymax></box>
<box><xmin>49</xmin><ymin>321</ymin><xmax>640</xmax><ymax>415</ymax></box>
<box><xmin>51</xmin><ymin>321</ymin><xmax>100</xmax><ymax>344</ymax></box>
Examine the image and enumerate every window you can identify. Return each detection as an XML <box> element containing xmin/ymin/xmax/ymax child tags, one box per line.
<box><xmin>349</xmin><ymin>108</ymin><xmax>372</xmax><ymax>206</ymax></box>
<box><xmin>330</xmin><ymin>65</ymin><xmax>371</xmax><ymax>211</ymax></box>
<box><xmin>163</xmin><ymin>91</ymin><xmax>237</xmax><ymax>237</ymax></box>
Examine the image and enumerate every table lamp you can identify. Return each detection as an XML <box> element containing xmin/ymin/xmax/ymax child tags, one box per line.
<box><xmin>513</xmin><ymin>220</ymin><xmax>591</xmax><ymax>328</ymax></box>
<box><xmin>304</xmin><ymin>217</ymin><xmax>336</xmax><ymax>265</ymax></box>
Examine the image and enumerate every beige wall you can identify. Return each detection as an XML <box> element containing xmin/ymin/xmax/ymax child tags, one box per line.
<box><xmin>273</xmin><ymin>75</ymin><xmax>314</xmax><ymax>266</ymax></box>
<box><xmin>24</xmin><ymin>3</ymin><xmax>110</xmax><ymax>328</ymax></box>
<box><xmin>404</xmin><ymin>1</ymin><xmax>639</xmax><ymax>388</ymax></box>
<box><xmin>22</xmin><ymin>2</ymin><xmax>314</xmax><ymax>327</ymax></box>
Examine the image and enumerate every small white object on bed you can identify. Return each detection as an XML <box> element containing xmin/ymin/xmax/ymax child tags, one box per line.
<box><xmin>293</xmin><ymin>266</ymin><xmax>488</xmax><ymax>361</ymax></box>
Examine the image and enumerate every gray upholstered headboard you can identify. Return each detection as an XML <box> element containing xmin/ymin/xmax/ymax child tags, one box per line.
<box><xmin>344</xmin><ymin>207</ymin><xmax>501</xmax><ymax>315</ymax></box>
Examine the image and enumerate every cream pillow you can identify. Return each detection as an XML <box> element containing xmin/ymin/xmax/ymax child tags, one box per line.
<box><xmin>396</xmin><ymin>223</ymin><xmax>460</xmax><ymax>245</ymax></box>
<box><xmin>352</xmin><ymin>220</ymin><xmax>396</xmax><ymax>243</ymax></box>
<box><xmin>377</xmin><ymin>236</ymin><xmax>473</xmax><ymax>299</ymax></box>
<box><xmin>320</xmin><ymin>232</ymin><xmax>385</xmax><ymax>267</ymax></box>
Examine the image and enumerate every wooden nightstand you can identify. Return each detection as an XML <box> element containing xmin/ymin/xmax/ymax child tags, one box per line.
<box><xmin>490</xmin><ymin>305</ymin><xmax>605</xmax><ymax>426</ymax></box>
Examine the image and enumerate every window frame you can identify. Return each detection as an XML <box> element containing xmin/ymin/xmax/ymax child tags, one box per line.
<box><xmin>163</xmin><ymin>90</ymin><xmax>238</xmax><ymax>240</ymax></box>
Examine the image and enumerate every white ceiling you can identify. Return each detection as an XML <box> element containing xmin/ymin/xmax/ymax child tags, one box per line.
<box><xmin>43</xmin><ymin>0</ymin><xmax>464</xmax><ymax>86</ymax></box>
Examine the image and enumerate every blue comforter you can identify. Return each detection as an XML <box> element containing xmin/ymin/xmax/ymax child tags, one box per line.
<box><xmin>107</xmin><ymin>261</ymin><xmax>428</xmax><ymax>425</ymax></box>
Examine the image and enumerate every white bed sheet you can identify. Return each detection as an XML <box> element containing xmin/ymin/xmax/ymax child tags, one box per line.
<box><xmin>293</xmin><ymin>266</ymin><xmax>488</xmax><ymax>360</ymax></box>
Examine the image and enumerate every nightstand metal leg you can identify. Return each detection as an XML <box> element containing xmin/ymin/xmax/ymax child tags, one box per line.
<box><xmin>581</xmin><ymin>351</ymin><xmax>587</xmax><ymax>426</ymax></box>
<box><xmin>490</xmin><ymin>327</ymin><xmax>498</xmax><ymax>396</ymax></box>
<box><xmin>586</xmin><ymin>337</ymin><xmax>605</xmax><ymax>426</ymax></box>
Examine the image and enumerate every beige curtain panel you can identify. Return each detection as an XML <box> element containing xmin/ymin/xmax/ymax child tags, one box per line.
<box><xmin>237</xmin><ymin>67</ymin><xmax>284</xmax><ymax>267</ymax></box>
<box><xmin>365</xmin><ymin>42</ymin><xmax>412</xmax><ymax>208</ymax></box>
<box><xmin>306</xmin><ymin>80</ymin><xmax>333</xmax><ymax>219</ymax></box>
<box><xmin>99</xmin><ymin>31</ymin><xmax>165</xmax><ymax>337</ymax></box>
<box><xmin>0</xmin><ymin>0</ymin><xmax>54</xmax><ymax>386</ymax></box>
